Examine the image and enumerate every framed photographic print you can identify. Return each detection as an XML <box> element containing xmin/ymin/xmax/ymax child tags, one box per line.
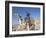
<box><xmin>5</xmin><ymin>1</ymin><xmax>45</xmax><ymax>37</ymax></box>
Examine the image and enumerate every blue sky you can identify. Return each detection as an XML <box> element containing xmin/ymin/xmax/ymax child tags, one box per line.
<box><xmin>12</xmin><ymin>7</ymin><xmax>40</xmax><ymax>25</ymax></box>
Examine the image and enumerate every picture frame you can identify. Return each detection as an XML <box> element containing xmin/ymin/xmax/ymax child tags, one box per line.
<box><xmin>5</xmin><ymin>1</ymin><xmax>45</xmax><ymax>37</ymax></box>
